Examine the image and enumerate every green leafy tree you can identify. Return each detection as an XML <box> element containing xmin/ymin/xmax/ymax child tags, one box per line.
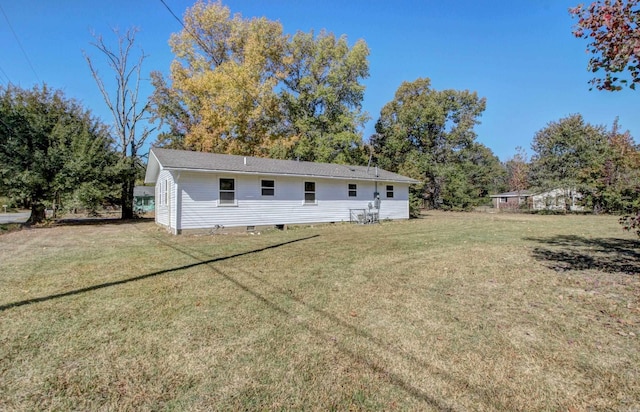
<box><xmin>461</xmin><ymin>143</ymin><xmax>507</xmax><ymax>204</ymax></box>
<box><xmin>372</xmin><ymin>78</ymin><xmax>493</xmax><ymax>210</ymax></box>
<box><xmin>431</xmin><ymin>143</ymin><xmax>505</xmax><ymax>211</ymax></box>
<box><xmin>0</xmin><ymin>85</ymin><xmax>117</xmax><ymax>223</ymax></box>
<box><xmin>55</xmin><ymin>122</ymin><xmax>120</xmax><ymax>216</ymax></box>
<box><xmin>530</xmin><ymin>115</ymin><xmax>607</xmax><ymax>186</ymax></box>
<box><xmin>570</xmin><ymin>0</ymin><xmax>640</xmax><ymax>91</ymax></box>
<box><xmin>529</xmin><ymin>114</ymin><xmax>611</xmax><ymax>212</ymax></box>
<box><xmin>279</xmin><ymin>30</ymin><xmax>370</xmax><ymax>164</ymax></box>
<box><xmin>581</xmin><ymin>119</ymin><xmax>640</xmax><ymax>213</ymax></box>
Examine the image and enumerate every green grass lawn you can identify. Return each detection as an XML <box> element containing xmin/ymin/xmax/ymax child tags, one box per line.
<box><xmin>1</xmin><ymin>212</ymin><xmax>638</xmax><ymax>410</ymax></box>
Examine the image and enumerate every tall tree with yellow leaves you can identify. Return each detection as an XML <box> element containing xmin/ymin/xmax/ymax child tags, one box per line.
<box><xmin>150</xmin><ymin>1</ymin><xmax>370</xmax><ymax>164</ymax></box>
<box><xmin>152</xmin><ymin>1</ymin><xmax>286</xmax><ymax>156</ymax></box>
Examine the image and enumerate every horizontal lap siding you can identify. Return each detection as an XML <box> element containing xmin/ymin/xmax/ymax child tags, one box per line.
<box><xmin>377</xmin><ymin>200</ymin><xmax>409</xmax><ymax>220</ymax></box>
<box><xmin>178</xmin><ymin>172</ymin><xmax>410</xmax><ymax>229</ymax></box>
<box><xmin>178</xmin><ymin>173</ymin><xmax>215</xmax><ymax>230</ymax></box>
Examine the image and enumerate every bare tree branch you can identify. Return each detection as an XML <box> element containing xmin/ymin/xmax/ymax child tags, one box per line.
<box><xmin>84</xmin><ymin>26</ymin><xmax>156</xmax><ymax>219</ymax></box>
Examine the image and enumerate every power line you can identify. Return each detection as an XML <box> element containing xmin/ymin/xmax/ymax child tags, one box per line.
<box><xmin>157</xmin><ymin>0</ymin><xmax>271</xmax><ymax>118</ymax></box>
<box><xmin>158</xmin><ymin>0</ymin><xmax>217</xmax><ymax>60</ymax></box>
<box><xmin>159</xmin><ymin>0</ymin><xmax>185</xmax><ymax>30</ymax></box>
<box><xmin>0</xmin><ymin>4</ymin><xmax>41</xmax><ymax>83</ymax></box>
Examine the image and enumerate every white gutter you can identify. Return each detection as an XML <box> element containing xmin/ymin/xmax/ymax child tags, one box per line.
<box><xmin>159</xmin><ymin>166</ymin><xmax>420</xmax><ymax>184</ymax></box>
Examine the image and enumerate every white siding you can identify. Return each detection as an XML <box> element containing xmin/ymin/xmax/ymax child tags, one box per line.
<box><xmin>176</xmin><ymin>172</ymin><xmax>410</xmax><ymax>230</ymax></box>
<box><xmin>532</xmin><ymin>188</ymin><xmax>584</xmax><ymax>211</ymax></box>
<box><xmin>155</xmin><ymin>170</ymin><xmax>178</xmax><ymax>231</ymax></box>
<box><xmin>155</xmin><ymin>170</ymin><xmax>169</xmax><ymax>227</ymax></box>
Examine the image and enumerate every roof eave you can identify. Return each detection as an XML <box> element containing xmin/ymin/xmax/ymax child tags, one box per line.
<box><xmin>144</xmin><ymin>151</ymin><xmax>161</xmax><ymax>184</ymax></box>
<box><xmin>160</xmin><ymin>166</ymin><xmax>418</xmax><ymax>184</ymax></box>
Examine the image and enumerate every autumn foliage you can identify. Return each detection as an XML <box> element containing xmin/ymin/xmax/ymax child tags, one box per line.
<box><xmin>151</xmin><ymin>0</ymin><xmax>369</xmax><ymax>164</ymax></box>
<box><xmin>570</xmin><ymin>0</ymin><xmax>640</xmax><ymax>90</ymax></box>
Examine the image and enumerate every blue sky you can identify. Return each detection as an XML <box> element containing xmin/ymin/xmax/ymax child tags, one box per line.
<box><xmin>1</xmin><ymin>0</ymin><xmax>638</xmax><ymax>161</ymax></box>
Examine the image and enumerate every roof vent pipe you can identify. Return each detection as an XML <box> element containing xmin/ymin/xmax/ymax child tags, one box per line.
<box><xmin>244</xmin><ymin>157</ymin><xmax>247</xmax><ymax>166</ymax></box>
<box><xmin>375</xmin><ymin>165</ymin><xmax>378</xmax><ymax>177</ymax></box>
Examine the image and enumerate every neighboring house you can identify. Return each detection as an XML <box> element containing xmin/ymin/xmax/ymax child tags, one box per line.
<box><xmin>490</xmin><ymin>188</ymin><xmax>584</xmax><ymax>212</ymax></box>
<box><xmin>490</xmin><ymin>190</ymin><xmax>532</xmax><ymax>210</ymax></box>
<box><xmin>133</xmin><ymin>186</ymin><xmax>155</xmax><ymax>213</ymax></box>
<box><xmin>144</xmin><ymin>148</ymin><xmax>420</xmax><ymax>234</ymax></box>
<box><xmin>531</xmin><ymin>188</ymin><xmax>584</xmax><ymax>212</ymax></box>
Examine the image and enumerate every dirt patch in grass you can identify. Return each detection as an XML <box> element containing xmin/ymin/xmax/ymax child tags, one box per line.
<box><xmin>1</xmin><ymin>212</ymin><xmax>638</xmax><ymax>410</ymax></box>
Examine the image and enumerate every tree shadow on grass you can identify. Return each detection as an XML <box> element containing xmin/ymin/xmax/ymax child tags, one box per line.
<box><xmin>0</xmin><ymin>234</ymin><xmax>319</xmax><ymax>312</ymax></box>
<box><xmin>2</xmin><ymin>217</ymin><xmax>155</xmax><ymax>233</ymax></box>
<box><xmin>52</xmin><ymin>216</ymin><xmax>155</xmax><ymax>226</ymax></box>
<box><xmin>524</xmin><ymin>235</ymin><xmax>640</xmax><ymax>275</ymax></box>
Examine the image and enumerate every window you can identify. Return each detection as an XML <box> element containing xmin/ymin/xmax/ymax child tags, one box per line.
<box><xmin>219</xmin><ymin>178</ymin><xmax>235</xmax><ymax>205</ymax></box>
<box><xmin>159</xmin><ymin>179</ymin><xmax>168</xmax><ymax>206</ymax></box>
<box><xmin>304</xmin><ymin>181</ymin><xmax>316</xmax><ymax>204</ymax></box>
<box><xmin>261</xmin><ymin>179</ymin><xmax>275</xmax><ymax>196</ymax></box>
<box><xmin>501</xmin><ymin>197</ymin><xmax>508</xmax><ymax>203</ymax></box>
<box><xmin>386</xmin><ymin>185</ymin><xmax>394</xmax><ymax>198</ymax></box>
<box><xmin>348</xmin><ymin>183</ymin><xmax>357</xmax><ymax>197</ymax></box>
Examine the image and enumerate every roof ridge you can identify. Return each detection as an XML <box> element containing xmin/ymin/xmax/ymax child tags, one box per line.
<box><xmin>152</xmin><ymin>147</ymin><xmax>367</xmax><ymax>169</ymax></box>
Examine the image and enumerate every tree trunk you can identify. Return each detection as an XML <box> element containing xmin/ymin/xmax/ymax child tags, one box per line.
<box><xmin>121</xmin><ymin>178</ymin><xmax>134</xmax><ymax>219</ymax></box>
<box><xmin>27</xmin><ymin>202</ymin><xmax>46</xmax><ymax>225</ymax></box>
<box><xmin>121</xmin><ymin>142</ymin><xmax>137</xmax><ymax>220</ymax></box>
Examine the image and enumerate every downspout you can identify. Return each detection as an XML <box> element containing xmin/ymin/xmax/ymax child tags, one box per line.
<box><xmin>374</xmin><ymin>181</ymin><xmax>381</xmax><ymax>220</ymax></box>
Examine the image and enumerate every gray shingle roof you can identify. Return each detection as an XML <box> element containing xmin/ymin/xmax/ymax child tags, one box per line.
<box><xmin>490</xmin><ymin>190</ymin><xmax>533</xmax><ymax>197</ymax></box>
<box><xmin>134</xmin><ymin>186</ymin><xmax>155</xmax><ymax>197</ymax></box>
<box><xmin>148</xmin><ymin>148</ymin><xmax>420</xmax><ymax>184</ymax></box>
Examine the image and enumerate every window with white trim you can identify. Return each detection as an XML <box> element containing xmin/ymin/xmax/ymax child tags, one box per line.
<box><xmin>261</xmin><ymin>179</ymin><xmax>275</xmax><ymax>196</ymax></box>
<box><xmin>158</xmin><ymin>179</ymin><xmax>168</xmax><ymax>206</ymax></box>
<box><xmin>219</xmin><ymin>178</ymin><xmax>235</xmax><ymax>205</ymax></box>
<box><xmin>386</xmin><ymin>185</ymin><xmax>394</xmax><ymax>198</ymax></box>
<box><xmin>304</xmin><ymin>181</ymin><xmax>316</xmax><ymax>204</ymax></box>
<box><xmin>348</xmin><ymin>183</ymin><xmax>357</xmax><ymax>197</ymax></box>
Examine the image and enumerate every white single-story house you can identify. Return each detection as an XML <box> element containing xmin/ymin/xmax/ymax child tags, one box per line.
<box><xmin>144</xmin><ymin>148</ymin><xmax>420</xmax><ymax>234</ymax></box>
<box><xmin>531</xmin><ymin>188</ymin><xmax>584</xmax><ymax>212</ymax></box>
<box><xmin>490</xmin><ymin>188</ymin><xmax>584</xmax><ymax>212</ymax></box>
